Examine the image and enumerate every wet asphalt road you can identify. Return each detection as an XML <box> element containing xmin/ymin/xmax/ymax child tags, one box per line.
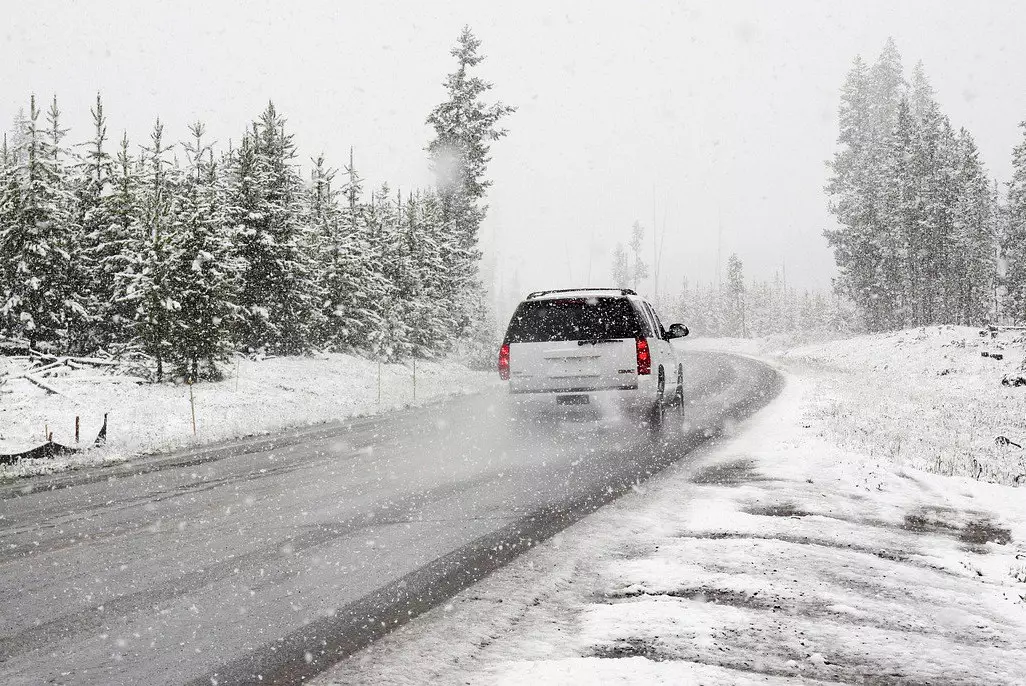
<box><xmin>0</xmin><ymin>350</ymin><xmax>780</xmax><ymax>685</ymax></box>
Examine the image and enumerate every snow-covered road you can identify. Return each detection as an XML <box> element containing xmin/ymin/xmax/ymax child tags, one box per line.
<box><xmin>315</xmin><ymin>330</ymin><xmax>1026</xmax><ymax>686</ymax></box>
<box><xmin>0</xmin><ymin>350</ymin><xmax>779</xmax><ymax>685</ymax></box>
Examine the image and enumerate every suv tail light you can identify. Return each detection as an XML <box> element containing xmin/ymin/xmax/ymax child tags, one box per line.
<box><xmin>498</xmin><ymin>343</ymin><xmax>511</xmax><ymax>380</ymax></box>
<box><xmin>636</xmin><ymin>337</ymin><xmax>651</xmax><ymax>375</ymax></box>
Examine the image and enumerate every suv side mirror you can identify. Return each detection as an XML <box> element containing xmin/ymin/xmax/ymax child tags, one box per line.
<box><xmin>668</xmin><ymin>323</ymin><xmax>689</xmax><ymax>339</ymax></box>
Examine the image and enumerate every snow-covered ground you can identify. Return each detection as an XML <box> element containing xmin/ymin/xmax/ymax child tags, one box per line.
<box><xmin>0</xmin><ymin>353</ymin><xmax>495</xmax><ymax>479</ymax></box>
<box><xmin>784</xmin><ymin>326</ymin><xmax>1026</xmax><ymax>485</ymax></box>
<box><xmin>315</xmin><ymin>327</ymin><xmax>1026</xmax><ymax>685</ymax></box>
<box><xmin>692</xmin><ymin>326</ymin><xmax>1026</xmax><ymax>485</ymax></box>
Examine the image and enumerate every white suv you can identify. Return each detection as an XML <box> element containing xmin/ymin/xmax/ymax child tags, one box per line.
<box><xmin>498</xmin><ymin>288</ymin><xmax>689</xmax><ymax>425</ymax></box>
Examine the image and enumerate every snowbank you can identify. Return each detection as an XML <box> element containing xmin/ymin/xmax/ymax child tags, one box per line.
<box><xmin>684</xmin><ymin>330</ymin><xmax>848</xmax><ymax>357</ymax></box>
<box><xmin>314</xmin><ymin>329</ymin><xmax>1026</xmax><ymax>685</ymax></box>
<box><xmin>0</xmin><ymin>353</ymin><xmax>495</xmax><ymax>479</ymax></box>
<box><xmin>780</xmin><ymin>325</ymin><xmax>1026</xmax><ymax>485</ymax></box>
<box><xmin>690</xmin><ymin>326</ymin><xmax>1026</xmax><ymax>485</ymax></box>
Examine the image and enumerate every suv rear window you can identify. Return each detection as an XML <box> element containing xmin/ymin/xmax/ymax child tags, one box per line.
<box><xmin>504</xmin><ymin>297</ymin><xmax>643</xmax><ymax>343</ymax></box>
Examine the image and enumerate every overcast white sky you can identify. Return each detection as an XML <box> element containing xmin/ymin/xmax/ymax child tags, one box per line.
<box><xmin>3</xmin><ymin>1</ymin><xmax>1026</xmax><ymax>305</ymax></box>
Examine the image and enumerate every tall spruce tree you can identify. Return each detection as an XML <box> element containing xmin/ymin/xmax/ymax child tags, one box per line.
<box><xmin>335</xmin><ymin>151</ymin><xmax>387</xmax><ymax>353</ymax></box>
<box><xmin>361</xmin><ymin>184</ymin><xmax>406</xmax><ymax>360</ymax></box>
<box><xmin>611</xmin><ymin>244</ymin><xmax>630</xmax><ymax>289</ymax></box>
<box><xmin>825</xmin><ymin>55</ymin><xmax>882</xmax><ymax>329</ymax></box>
<box><xmin>0</xmin><ymin>134</ymin><xmax>18</xmax><ymax>340</ymax></box>
<box><xmin>309</xmin><ymin>153</ymin><xmax>345</xmax><ymax>348</ymax></box>
<box><xmin>124</xmin><ymin>119</ymin><xmax>178</xmax><ymax>379</ymax></box>
<box><xmin>426</xmin><ymin>26</ymin><xmax>514</xmax><ymax>357</ymax></box>
<box><xmin>827</xmin><ymin>39</ymin><xmax>997</xmax><ymax>331</ymax></box>
<box><xmin>0</xmin><ymin>95</ymin><xmax>81</xmax><ymax>351</ymax></box>
<box><xmin>1003</xmin><ymin>123</ymin><xmax>1026</xmax><ymax>321</ymax></box>
<box><xmin>879</xmin><ymin>95</ymin><xmax>917</xmax><ymax>328</ymax></box>
<box><xmin>46</xmin><ymin>95</ymin><xmax>91</xmax><ymax>352</ymax></box>
<box><xmin>950</xmin><ymin>129</ymin><xmax>996</xmax><ymax>324</ymax></box>
<box><xmin>402</xmin><ymin>189</ymin><xmax>450</xmax><ymax>356</ymax></box>
<box><xmin>628</xmin><ymin>221</ymin><xmax>648</xmax><ymax>291</ymax></box>
<box><xmin>77</xmin><ymin>93</ymin><xmax>121</xmax><ymax>350</ymax></box>
<box><xmin>105</xmin><ymin>132</ymin><xmax>142</xmax><ymax>350</ymax></box>
<box><xmin>725</xmin><ymin>253</ymin><xmax>747</xmax><ymax>337</ymax></box>
<box><xmin>232</xmin><ymin>103</ymin><xmax>320</xmax><ymax>355</ymax></box>
<box><xmin>170</xmin><ymin>122</ymin><xmax>240</xmax><ymax>379</ymax></box>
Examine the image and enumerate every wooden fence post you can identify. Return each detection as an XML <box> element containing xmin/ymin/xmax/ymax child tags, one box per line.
<box><xmin>189</xmin><ymin>380</ymin><xmax>197</xmax><ymax>435</ymax></box>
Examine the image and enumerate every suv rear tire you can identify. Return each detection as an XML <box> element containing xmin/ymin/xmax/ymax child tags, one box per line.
<box><xmin>648</xmin><ymin>368</ymin><xmax>667</xmax><ymax>430</ymax></box>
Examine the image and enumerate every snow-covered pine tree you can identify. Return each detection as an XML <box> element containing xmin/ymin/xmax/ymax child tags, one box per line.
<box><xmin>949</xmin><ymin>129</ymin><xmax>997</xmax><ymax>325</ymax></box>
<box><xmin>401</xmin><ymin>190</ymin><xmax>430</xmax><ymax>356</ymax></box>
<box><xmin>825</xmin><ymin>56</ymin><xmax>878</xmax><ymax>329</ymax></box>
<box><xmin>233</xmin><ymin>103</ymin><xmax>320</xmax><ymax>355</ymax></box>
<box><xmin>406</xmin><ymin>188</ymin><xmax>453</xmax><ymax>356</ymax></box>
<box><xmin>7</xmin><ymin>109</ymin><xmax>28</xmax><ymax>167</ymax></box>
<box><xmin>124</xmin><ymin>119</ymin><xmax>179</xmax><ymax>380</ymax></box>
<box><xmin>0</xmin><ymin>134</ymin><xmax>17</xmax><ymax>340</ymax></box>
<box><xmin>426</xmin><ymin>26</ymin><xmax>515</xmax><ymax>350</ymax></box>
<box><xmin>170</xmin><ymin>122</ymin><xmax>240</xmax><ymax>380</ymax></box>
<box><xmin>0</xmin><ymin>95</ymin><xmax>81</xmax><ymax>352</ymax></box>
<box><xmin>223</xmin><ymin>132</ymin><xmax>260</xmax><ymax>348</ymax></box>
<box><xmin>309</xmin><ymin>150</ymin><xmax>382</xmax><ymax>354</ymax></box>
<box><xmin>826</xmin><ymin>41</ymin><xmax>906</xmax><ymax>332</ymax></box>
<box><xmin>360</xmin><ymin>183</ymin><xmax>408</xmax><ymax>361</ymax></box>
<box><xmin>105</xmin><ymin>132</ymin><xmax>142</xmax><ymax>350</ymax></box>
<box><xmin>309</xmin><ymin>153</ymin><xmax>343</xmax><ymax>348</ymax></box>
<box><xmin>46</xmin><ymin>96</ymin><xmax>92</xmax><ymax>353</ymax></box>
<box><xmin>827</xmin><ymin>41</ymin><xmax>996</xmax><ymax>331</ymax></box>
<box><xmin>990</xmin><ymin>180</ymin><xmax>1005</xmax><ymax>323</ymax></box>
<box><xmin>383</xmin><ymin>188</ymin><xmax>415</xmax><ymax>361</ymax></box>
<box><xmin>878</xmin><ymin>94</ymin><xmax>918</xmax><ymax>328</ymax></box>
<box><xmin>611</xmin><ymin>244</ymin><xmax>630</xmax><ymax>289</ymax></box>
<box><xmin>746</xmin><ymin>280</ymin><xmax>771</xmax><ymax>334</ymax></box>
<box><xmin>869</xmin><ymin>38</ymin><xmax>906</xmax><ymax>146</ymax></box>
<box><xmin>674</xmin><ymin>277</ymin><xmax>691</xmax><ymax>320</ymax></box>
<box><xmin>76</xmin><ymin>93</ymin><xmax>122</xmax><ymax>350</ymax></box>
<box><xmin>725</xmin><ymin>253</ymin><xmax>746</xmax><ymax>337</ymax></box>
<box><xmin>1002</xmin><ymin>122</ymin><xmax>1026</xmax><ymax>321</ymax></box>
<box><xmin>866</xmin><ymin>39</ymin><xmax>906</xmax><ymax>329</ymax></box>
<box><xmin>628</xmin><ymin>221</ymin><xmax>649</xmax><ymax>291</ymax></box>
<box><xmin>702</xmin><ymin>282</ymin><xmax>725</xmax><ymax>336</ymax></box>
<box><xmin>911</xmin><ymin>65</ymin><xmax>962</xmax><ymax>325</ymax></box>
<box><xmin>908</xmin><ymin>64</ymin><xmax>938</xmax><ymax>323</ymax></box>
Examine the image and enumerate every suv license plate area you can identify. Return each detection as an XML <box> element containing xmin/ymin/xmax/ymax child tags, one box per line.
<box><xmin>557</xmin><ymin>395</ymin><xmax>590</xmax><ymax>406</ymax></box>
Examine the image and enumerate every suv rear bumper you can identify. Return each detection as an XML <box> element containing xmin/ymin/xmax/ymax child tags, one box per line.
<box><xmin>509</xmin><ymin>382</ymin><xmax>638</xmax><ymax>394</ymax></box>
<box><xmin>507</xmin><ymin>382</ymin><xmax>658</xmax><ymax>417</ymax></box>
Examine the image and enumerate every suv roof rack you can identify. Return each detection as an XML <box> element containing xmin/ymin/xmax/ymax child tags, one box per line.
<box><xmin>525</xmin><ymin>288</ymin><xmax>637</xmax><ymax>300</ymax></box>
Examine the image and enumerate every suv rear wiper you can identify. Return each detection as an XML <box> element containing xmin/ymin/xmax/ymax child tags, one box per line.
<box><xmin>578</xmin><ymin>338</ymin><xmax>621</xmax><ymax>346</ymax></box>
